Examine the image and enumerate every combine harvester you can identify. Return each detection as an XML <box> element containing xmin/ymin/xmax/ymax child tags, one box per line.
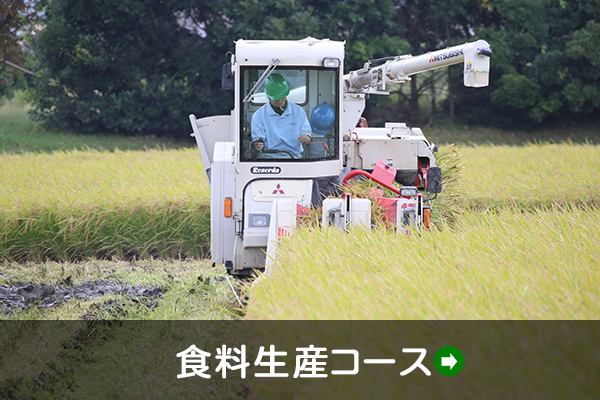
<box><xmin>190</xmin><ymin>37</ymin><xmax>491</xmax><ymax>278</ymax></box>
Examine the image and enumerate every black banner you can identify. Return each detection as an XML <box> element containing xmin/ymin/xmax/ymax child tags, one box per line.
<box><xmin>0</xmin><ymin>321</ymin><xmax>598</xmax><ymax>399</ymax></box>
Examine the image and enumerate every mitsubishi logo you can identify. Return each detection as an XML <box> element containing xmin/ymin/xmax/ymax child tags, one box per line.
<box><xmin>272</xmin><ymin>184</ymin><xmax>285</xmax><ymax>195</ymax></box>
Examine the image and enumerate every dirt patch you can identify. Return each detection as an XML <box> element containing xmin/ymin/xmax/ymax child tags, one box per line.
<box><xmin>0</xmin><ymin>280</ymin><xmax>165</xmax><ymax>317</ymax></box>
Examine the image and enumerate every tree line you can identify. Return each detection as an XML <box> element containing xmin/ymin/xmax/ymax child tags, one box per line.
<box><xmin>2</xmin><ymin>0</ymin><xmax>599</xmax><ymax>136</ymax></box>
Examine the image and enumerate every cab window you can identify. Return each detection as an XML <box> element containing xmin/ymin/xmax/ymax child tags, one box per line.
<box><xmin>240</xmin><ymin>67</ymin><xmax>338</xmax><ymax>162</ymax></box>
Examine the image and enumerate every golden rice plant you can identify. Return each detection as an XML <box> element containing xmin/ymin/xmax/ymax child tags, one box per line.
<box><xmin>2</xmin><ymin>142</ymin><xmax>598</xmax><ymax>263</ymax></box>
<box><xmin>461</xmin><ymin>142</ymin><xmax>600</xmax><ymax>210</ymax></box>
<box><xmin>246</xmin><ymin>205</ymin><xmax>600</xmax><ymax>320</ymax></box>
<box><xmin>431</xmin><ymin>143</ymin><xmax>464</xmax><ymax>227</ymax></box>
<box><xmin>1</xmin><ymin>148</ymin><xmax>210</xmax><ymax>261</ymax></box>
<box><xmin>1</xmin><ymin>148</ymin><xmax>208</xmax><ymax>210</ymax></box>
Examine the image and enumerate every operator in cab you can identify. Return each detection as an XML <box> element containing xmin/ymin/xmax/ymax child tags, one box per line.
<box><xmin>251</xmin><ymin>74</ymin><xmax>311</xmax><ymax>157</ymax></box>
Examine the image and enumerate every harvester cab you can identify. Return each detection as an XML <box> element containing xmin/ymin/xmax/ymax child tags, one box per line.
<box><xmin>190</xmin><ymin>37</ymin><xmax>491</xmax><ymax>276</ymax></box>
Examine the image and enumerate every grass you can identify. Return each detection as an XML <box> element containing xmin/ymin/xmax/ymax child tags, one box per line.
<box><xmin>0</xmin><ymin>101</ymin><xmax>211</xmax><ymax>262</ymax></box>
<box><xmin>245</xmin><ymin>206</ymin><xmax>600</xmax><ymax>320</ymax></box>
<box><xmin>0</xmin><ymin>200</ymin><xmax>211</xmax><ymax>262</ymax></box>
<box><xmin>3</xmin><ymin>141</ymin><xmax>597</xmax><ymax>262</ymax></box>
<box><xmin>0</xmin><ymin>258</ymin><xmax>247</xmax><ymax>397</ymax></box>
<box><xmin>0</xmin><ymin>100</ymin><xmax>598</xmax><ymax>322</ymax></box>
<box><xmin>0</xmin><ymin>321</ymin><xmax>247</xmax><ymax>399</ymax></box>
<box><xmin>1</xmin><ymin>147</ymin><xmax>207</xmax><ymax>210</ymax></box>
<box><xmin>0</xmin><ymin>98</ymin><xmax>192</xmax><ymax>154</ymax></box>
<box><xmin>427</xmin><ymin>120</ymin><xmax>600</xmax><ymax>146</ymax></box>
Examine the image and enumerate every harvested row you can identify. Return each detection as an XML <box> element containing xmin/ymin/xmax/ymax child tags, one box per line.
<box><xmin>0</xmin><ymin>259</ymin><xmax>238</xmax><ymax>320</ymax></box>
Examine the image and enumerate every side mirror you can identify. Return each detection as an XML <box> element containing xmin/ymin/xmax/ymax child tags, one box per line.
<box><xmin>427</xmin><ymin>166</ymin><xmax>442</xmax><ymax>194</ymax></box>
<box><xmin>221</xmin><ymin>62</ymin><xmax>233</xmax><ymax>90</ymax></box>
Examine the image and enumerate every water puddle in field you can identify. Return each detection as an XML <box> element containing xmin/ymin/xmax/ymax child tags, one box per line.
<box><xmin>0</xmin><ymin>280</ymin><xmax>165</xmax><ymax>317</ymax></box>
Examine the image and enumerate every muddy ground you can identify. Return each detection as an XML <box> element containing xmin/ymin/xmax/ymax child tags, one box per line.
<box><xmin>0</xmin><ymin>280</ymin><xmax>165</xmax><ymax>318</ymax></box>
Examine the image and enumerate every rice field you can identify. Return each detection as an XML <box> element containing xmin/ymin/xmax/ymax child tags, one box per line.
<box><xmin>1</xmin><ymin>148</ymin><xmax>207</xmax><ymax>210</ymax></box>
<box><xmin>1</xmin><ymin>99</ymin><xmax>598</xmax><ymax>320</ymax></box>
<box><xmin>244</xmin><ymin>142</ymin><xmax>600</xmax><ymax>320</ymax></box>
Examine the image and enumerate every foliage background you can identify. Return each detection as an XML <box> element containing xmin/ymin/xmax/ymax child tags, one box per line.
<box><xmin>0</xmin><ymin>0</ymin><xmax>597</xmax><ymax>137</ymax></box>
<box><xmin>26</xmin><ymin>0</ymin><xmax>232</xmax><ymax>136</ymax></box>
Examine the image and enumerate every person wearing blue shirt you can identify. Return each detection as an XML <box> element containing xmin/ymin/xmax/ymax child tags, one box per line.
<box><xmin>251</xmin><ymin>74</ymin><xmax>311</xmax><ymax>157</ymax></box>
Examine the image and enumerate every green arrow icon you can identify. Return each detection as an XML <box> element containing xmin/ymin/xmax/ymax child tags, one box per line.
<box><xmin>434</xmin><ymin>346</ymin><xmax>464</xmax><ymax>376</ymax></box>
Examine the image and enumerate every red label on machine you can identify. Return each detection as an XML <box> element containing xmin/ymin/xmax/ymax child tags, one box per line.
<box><xmin>277</xmin><ymin>228</ymin><xmax>291</xmax><ymax>242</ymax></box>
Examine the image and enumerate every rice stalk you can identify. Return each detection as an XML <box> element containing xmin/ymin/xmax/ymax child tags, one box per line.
<box><xmin>432</xmin><ymin>143</ymin><xmax>465</xmax><ymax>227</ymax></box>
<box><xmin>0</xmin><ymin>201</ymin><xmax>211</xmax><ymax>262</ymax></box>
<box><xmin>247</xmin><ymin>205</ymin><xmax>600</xmax><ymax>320</ymax></box>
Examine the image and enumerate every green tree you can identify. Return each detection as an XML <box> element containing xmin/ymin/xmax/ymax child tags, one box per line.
<box><xmin>204</xmin><ymin>0</ymin><xmax>404</xmax><ymax>68</ymax></box>
<box><xmin>0</xmin><ymin>0</ymin><xmax>39</xmax><ymax>96</ymax></box>
<box><xmin>386</xmin><ymin>0</ymin><xmax>498</xmax><ymax>126</ymax></box>
<box><xmin>29</xmin><ymin>0</ymin><xmax>232</xmax><ymax>136</ymax></box>
<box><xmin>182</xmin><ymin>0</ymin><xmax>412</xmax><ymax>125</ymax></box>
<box><xmin>454</xmin><ymin>0</ymin><xmax>600</xmax><ymax>127</ymax></box>
<box><xmin>34</xmin><ymin>0</ymin><xmax>594</xmax><ymax>134</ymax></box>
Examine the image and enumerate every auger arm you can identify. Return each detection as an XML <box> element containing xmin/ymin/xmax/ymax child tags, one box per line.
<box><xmin>344</xmin><ymin>39</ymin><xmax>492</xmax><ymax>94</ymax></box>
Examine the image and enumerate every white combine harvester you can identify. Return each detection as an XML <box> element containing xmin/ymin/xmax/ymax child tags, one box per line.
<box><xmin>190</xmin><ymin>37</ymin><xmax>491</xmax><ymax>277</ymax></box>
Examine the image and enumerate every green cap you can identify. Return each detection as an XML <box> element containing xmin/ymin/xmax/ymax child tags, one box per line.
<box><xmin>265</xmin><ymin>74</ymin><xmax>290</xmax><ymax>101</ymax></box>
